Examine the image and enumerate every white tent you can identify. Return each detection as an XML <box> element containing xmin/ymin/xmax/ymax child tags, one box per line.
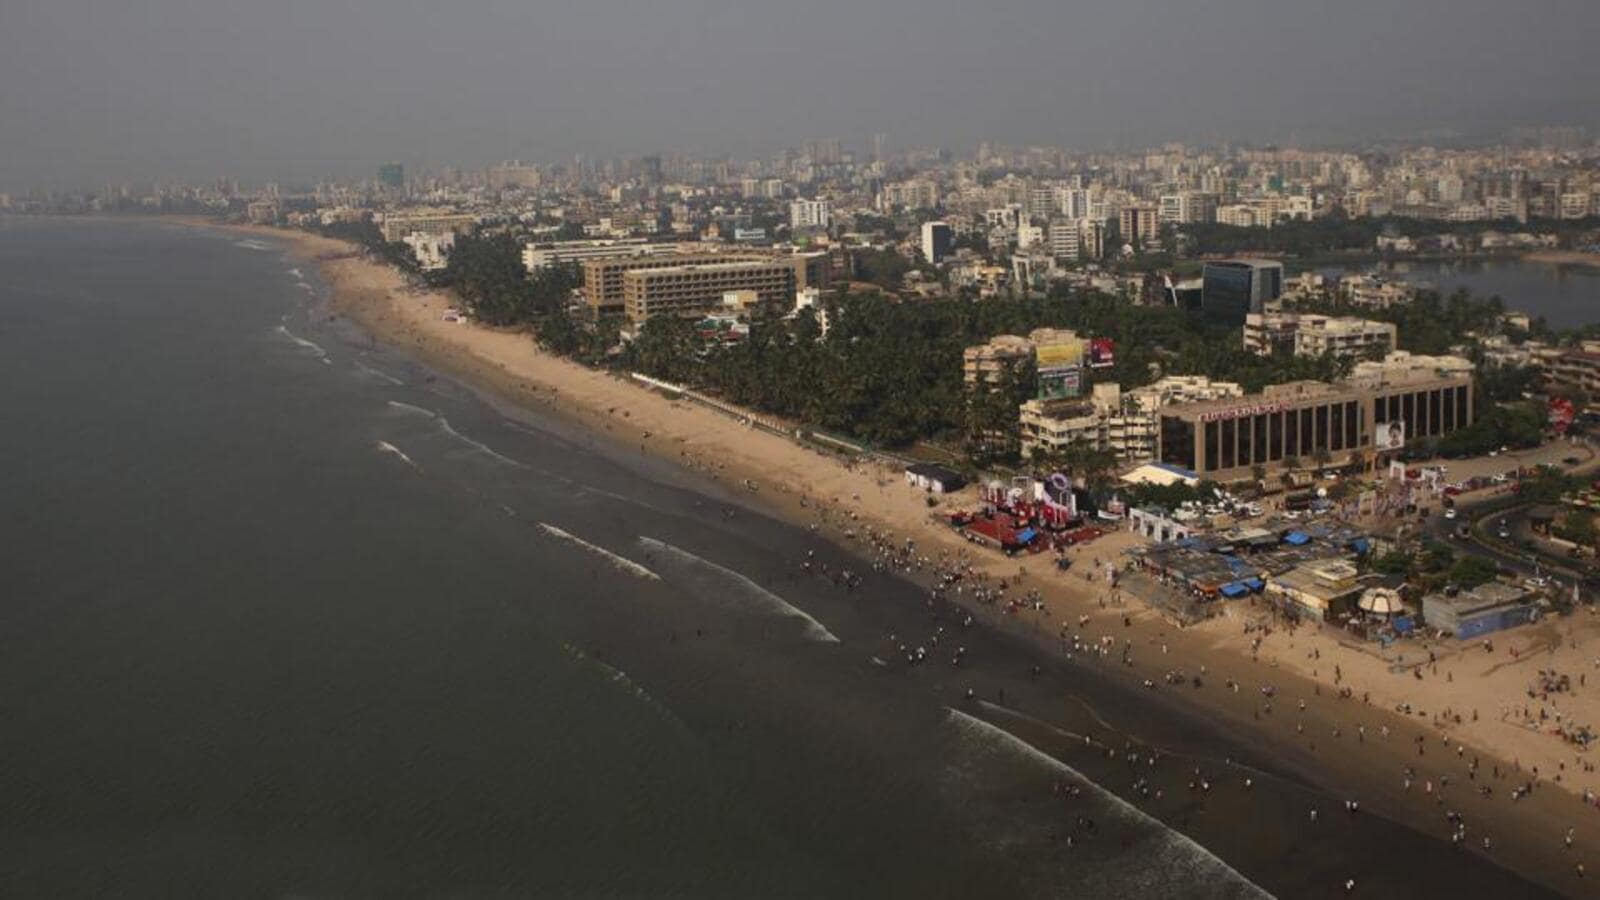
<box><xmin>1358</xmin><ymin>588</ymin><xmax>1404</xmax><ymax>617</ymax></box>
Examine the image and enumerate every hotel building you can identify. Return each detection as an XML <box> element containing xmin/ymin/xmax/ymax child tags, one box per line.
<box><xmin>378</xmin><ymin>211</ymin><xmax>477</xmax><ymax>243</ymax></box>
<box><xmin>1157</xmin><ymin>364</ymin><xmax>1475</xmax><ymax>481</ymax></box>
<box><xmin>622</xmin><ymin>259</ymin><xmax>799</xmax><ymax>323</ymax></box>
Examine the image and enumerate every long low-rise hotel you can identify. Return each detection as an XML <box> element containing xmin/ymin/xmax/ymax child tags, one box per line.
<box><xmin>622</xmin><ymin>259</ymin><xmax>800</xmax><ymax>322</ymax></box>
<box><xmin>1157</xmin><ymin>358</ymin><xmax>1474</xmax><ymax>481</ymax></box>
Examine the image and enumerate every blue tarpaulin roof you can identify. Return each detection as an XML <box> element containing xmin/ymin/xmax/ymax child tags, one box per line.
<box><xmin>1016</xmin><ymin>528</ymin><xmax>1038</xmax><ymax>544</ymax></box>
<box><xmin>1393</xmin><ymin>616</ymin><xmax>1416</xmax><ymax>634</ymax></box>
<box><xmin>1243</xmin><ymin>577</ymin><xmax>1265</xmax><ymax>591</ymax></box>
<box><xmin>1350</xmin><ymin>538</ymin><xmax>1372</xmax><ymax>554</ymax></box>
<box><xmin>1220</xmin><ymin>582</ymin><xmax>1249</xmax><ymax>598</ymax></box>
<box><xmin>1284</xmin><ymin>531</ymin><xmax>1311</xmax><ymax>545</ymax></box>
<box><xmin>1224</xmin><ymin>556</ymin><xmax>1253</xmax><ymax>574</ymax></box>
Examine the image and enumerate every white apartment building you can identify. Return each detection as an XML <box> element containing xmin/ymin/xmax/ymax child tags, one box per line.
<box><xmin>1020</xmin><ymin>377</ymin><xmax>1244</xmax><ymax>463</ymax></box>
<box><xmin>789</xmin><ymin>199</ymin><xmax>831</xmax><ymax>230</ymax></box>
<box><xmin>522</xmin><ymin>238</ymin><xmax>677</xmax><ymax>273</ymax></box>
<box><xmin>1244</xmin><ymin>313</ymin><xmax>1397</xmax><ymax>359</ymax></box>
<box><xmin>1048</xmin><ymin>220</ymin><xmax>1081</xmax><ymax>261</ymax></box>
<box><xmin>402</xmin><ymin>231</ymin><xmax>454</xmax><ymax>272</ymax></box>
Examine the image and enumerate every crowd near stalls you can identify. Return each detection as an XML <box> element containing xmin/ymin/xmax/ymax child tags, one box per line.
<box><xmin>944</xmin><ymin>474</ymin><xmax>1104</xmax><ymax>556</ymax></box>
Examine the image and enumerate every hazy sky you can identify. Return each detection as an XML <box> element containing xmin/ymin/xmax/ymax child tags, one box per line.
<box><xmin>3</xmin><ymin>0</ymin><xmax>1598</xmax><ymax>189</ymax></box>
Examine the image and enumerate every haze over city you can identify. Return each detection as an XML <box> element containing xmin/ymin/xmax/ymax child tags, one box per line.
<box><xmin>5</xmin><ymin>0</ymin><xmax>1600</xmax><ymax>189</ymax></box>
<box><xmin>5</xmin><ymin>2</ymin><xmax>1600</xmax><ymax>898</ymax></box>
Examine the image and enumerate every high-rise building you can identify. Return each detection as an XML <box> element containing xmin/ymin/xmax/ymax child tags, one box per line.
<box><xmin>921</xmin><ymin>221</ymin><xmax>953</xmax><ymax>264</ymax></box>
<box><xmin>1118</xmin><ymin>204</ymin><xmax>1160</xmax><ymax>248</ymax></box>
<box><xmin>789</xmin><ymin>199</ymin><xmax>831</xmax><ymax>230</ymax></box>
<box><xmin>378</xmin><ymin>162</ymin><xmax>405</xmax><ymax>190</ymax></box>
<box><xmin>1048</xmin><ymin>220</ymin><xmax>1080</xmax><ymax>261</ymax></box>
<box><xmin>1201</xmin><ymin>259</ymin><xmax>1284</xmax><ymax>325</ymax></box>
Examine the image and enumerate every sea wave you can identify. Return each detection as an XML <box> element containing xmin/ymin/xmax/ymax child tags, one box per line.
<box><xmin>560</xmin><ymin>642</ymin><xmax>686</xmax><ymax>730</ymax></box>
<box><xmin>637</xmin><ymin>537</ymin><xmax>839</xmax><ymax>643</ymax></box>
<box><xmin>945</xmin><ymin>708</ymin><xmax>1273</xmax><ymax>899</ymax></box>
<box><xmin>233</xmin><ymin>239</ymin><xmax>274</xmax><ymax>251</ymax></box>
<box><xmin>375</xmin><ymin>440</ymin><xmax>419</xmax><ymax>471</ymax></box>
<box><xmin>436</xmin><ymin>418</ymin><xmax>526</xmax><ymax>468</ymax></box>
<box><xmin>357</xmin><ymin>362</ymin><xmax>405</xmax><ymax>386</ymax></box>
<box><xmin>385</xmin><ymin>400</ymin><xmax>525</xmax><ymax>467</ymax></box>
<box><xmin>273</xmin><ymin>325</ymin><xmax>328</xmax><ymax>360</ymax></box>
<box><xmin>538</xmin><ymin>523</ymin><xmax>661</xmax><ymax>581</ymax></box>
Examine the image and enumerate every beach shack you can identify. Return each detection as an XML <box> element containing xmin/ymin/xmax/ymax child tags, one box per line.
<box><xmin>1129</xmin><ymin>506</ymin><xmax>1193</xmax><ymax>543</ymax></box>
<box><xmin>1421</xmin><ymin>583</ymin><xmax>1540</xmax><ymax>639</ymax></box>
<box><xmin>905</xmin><ymin>463</ymin><xmax>965</xmax><ymax>494</ymax></box>
<box><xmin>1265</xmin><ymin>559</ymin><xmax>1364</xmax><ymax>621</ymax></box>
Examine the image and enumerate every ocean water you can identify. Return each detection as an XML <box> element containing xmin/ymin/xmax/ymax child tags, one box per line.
<box><xmin>0</xmin><ymin>218</ymin><xmax>1555</xmax><ymax>898</ymax></box>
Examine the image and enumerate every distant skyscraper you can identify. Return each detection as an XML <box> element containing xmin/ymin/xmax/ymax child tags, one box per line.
<box><xmin>1201</xmin><ymin>260</ymin><xmax>1284</xmax><ymax>325</ymax></box>
<box><xmin>871</xmin><ymin>132</ymin><xmax>889</xmax><ymax>162</ymax></box>
<box><xmin>378</xmin><ymin>162</ymin><xmax>405</xmax><ymax>190</ymax></box>
<box><xmin>921</xmin><ymin>221</ymin><xmax>953</xmax><ymax>264</ymax></box>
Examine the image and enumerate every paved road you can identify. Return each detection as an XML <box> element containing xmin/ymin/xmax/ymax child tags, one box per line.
<box><xmin>1422</xmin><ymin>438</ymin><xmax>1600</xmax><ymax>595</ymax></box>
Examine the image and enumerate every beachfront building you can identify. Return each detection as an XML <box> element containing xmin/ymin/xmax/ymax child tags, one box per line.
<box><xmin>1265</xmin><ymin>559</ymin><xmax>1364</xmax><ymax>621</ymax></box>
<box><xmin>582</xmin><ymin>251</ymin><xmax>774</xmax><ymax>317</ymax></box>
<box><xmin>1156</xmin><ymin>361</ymin><xmax>1475</xmax><ymax>482</ymax></box>
<box><xmin>402</xmin><ymin>231</ymin><xmax>454</xmax><ymax>272</ymax></box>
<box><xmin>521</xmin><ymin>238</ymin><xmax>678</xmax><ymax>273</ymax></box>
<box><xmin>963</xmin><ymin>335</ymin><xmax>1037</xmax><ymax>389</ymax></box>
<box><xmin>1243</xmin><ymin>313</ymin><xmax>1397</xmax><ymax>359</ymax></box>
<box><xmin>378</xmin><ymin>210</ymin><xmax>478</xmax><ymax>243</ymax></box>
<box><xmin>622</xmin><ymin>259</ymin><xmax>799</xmax><ymax>323</ymax></box>
<box><xmin>1421</xmin><ymin>583</ymin><xmax>1540</xmax><ymax>639</ymax></box>
<box><xmin>1018</xmin><ymin>398</ymin><xmax>1102</xmax><ymax>459</ymax></box>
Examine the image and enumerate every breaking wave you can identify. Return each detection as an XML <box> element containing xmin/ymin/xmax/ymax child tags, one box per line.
<box><xmin>637</xmin><ymin>537</ymin><xmax>839</xmax><ymax>643</ymax></box>
<box><xmin>560</xmin><ymin>642</ymin><xmax>686</xmax><ymax>730</ymax></box>
<box><xmin>385</xmin><ymin>400</ymin><xmax>525</xmax><ymax>467</ymax></box>
<box><xmin>538</xmin><ymin>523</ymin><xmax>661</xmax><ymax>581</ymax></box>
<box><xmin>357</xmin><ymin>362</ymin><xmax>404</xmax><ymax>386</ymax></box>
<box><xmin>375</xmin><ymin>440</ymin><xmax>419</xmax><ymax>471</ymax></box>
<box><xmin>945</xmin><ymin>708</ymin><xmax>1273</xmax><ymax>899</ymax></box>
<box><xmin>274</xmin><ymin>325</ymin><xmax>328</xmax><ymax>361</ymax></box>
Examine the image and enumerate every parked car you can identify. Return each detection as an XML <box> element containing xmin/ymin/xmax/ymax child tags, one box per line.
<box><xmin>1445</xmin><ymin>508</ymin><xmax>1458</xmax><ymax>520</ymax></box>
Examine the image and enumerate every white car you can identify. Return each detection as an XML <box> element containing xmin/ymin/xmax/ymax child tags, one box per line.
<box><xmin>1444</xmin><ymin>508</ymin><xmax>1458</xmax><ymax>520</ymax></box>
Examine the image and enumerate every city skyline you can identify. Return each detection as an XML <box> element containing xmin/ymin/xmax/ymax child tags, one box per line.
<box><xmin>5</xmin><ymin>0</ymin><xmax>1600</xmax><ymax>190</ymax></box>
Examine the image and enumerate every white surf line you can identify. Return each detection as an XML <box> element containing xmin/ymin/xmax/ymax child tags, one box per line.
<box><xmin>946</xmin><ymin>707</ymin><xmax>1274</xmax><ymax>899</ymax></box>
<box><xmin>384</xmin><ymin>400</ymin><xmax>526</xmax><ymax>468</ymax></box>
<box><xmin>357</xmin><ymin>362</ymin><xmax>404</xmax><ymax>386</ymax></box>
<box><xmin>559</xmin><ymin>642</ymin><xmax>690</xmax><ymax>732</ymax></box>
<box><xmin>274</xmin><ymin>324</ymin><xmax>328</xmax><ymax>359</ymax></box>
<box><xmin>436</xmin><ymin>417</ymin><xmax>527</xmax><ymax>468</ymax></box>
<box><xmin>538</xmin><ymin>523</ymin><xmax>661</xmax><ymax>581</ymax></box>
<box><xmin>386</xmin><ymin>400</ymin><xmax>434</xmax><ymax>416</ymax></box>
<box><xmin>637</xmin><ymin>537</ymin><xmax>839</xmax><ymax>643</ymax></box>
<box><xmin>375</xmin><ymin>440</ymin><xmax>420</xmax><ymax>472</ymax></box>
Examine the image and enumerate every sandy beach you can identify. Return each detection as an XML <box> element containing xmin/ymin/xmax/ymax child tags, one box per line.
<box><xmin>218</xmin><ymin>220</ymin><xmax>1599</xmax><ymax>895</ymax></box>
